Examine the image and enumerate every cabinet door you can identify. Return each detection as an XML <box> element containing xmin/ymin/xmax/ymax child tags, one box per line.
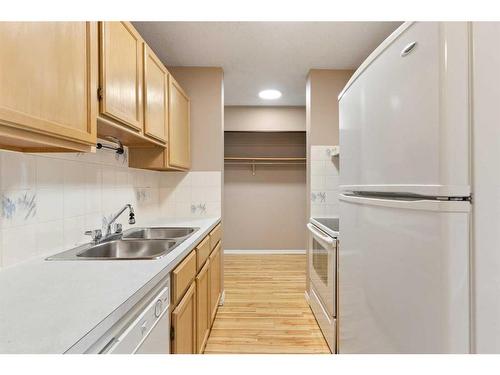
<box><xmin>143</xmin><ymin>44</ymin><xmax>168</xmax><ymax>143</ymax></box>
<box><xmin>209</xmin><ymin>242</ymin><xmax>222</xmax><ymax>324</ymax></box>
<box><xmin>196</xmin><ymin>235</ymin><xmax>211</xmax><ymax>272</ymax></box>
<box><xmin>100</xmin><ymin>21</ymin><xmax>143</xmax><ymax>132</ymax></box>
<box><xmin>0</xmin><ymin>22</ymin><xmax>97</xmax><ymax>149</ymax></box>
<box><xmin>171</xmin><ymin>250</ymin><xmax>197</xmax><ymax>306</ymax></box>
<box><xmin>171</xmin><ymin>282</ymin><xmax>196</xmax><ymax>354</ymax></box>
<box><xmin>209</xmin><ymin>223</ymin><xmax>222</xmax><ymax>250</ymax></box>
<box><xmin>168</xmin><ymin>78</ymin><xmax>190</xmax><ymax>169</ymax></box>
<box><xmin>196</xmin><ymin>260</ymin><xmax>210</xmax><ymax>353</ymax></box>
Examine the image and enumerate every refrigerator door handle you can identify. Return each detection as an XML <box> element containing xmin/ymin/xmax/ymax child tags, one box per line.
<box><xmin>339</xmin><ymin>193</ymin><xmax>470</xmax><ymax>213</ymax></box>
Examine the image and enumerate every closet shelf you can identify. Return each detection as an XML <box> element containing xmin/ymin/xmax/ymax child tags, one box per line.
<box><xmin>224</xmin><ymin>157</ymin><xmax>306</xmax><ymax>162</ymax></box>
<box><xmin>224</xmin><ymin>157</ymin><xmax>306</xmax><ymax>175</ymax></box>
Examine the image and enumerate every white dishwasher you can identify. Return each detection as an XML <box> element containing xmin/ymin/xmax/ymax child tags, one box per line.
<box><xmin>99</xmin><ymin>277</ymin><xmax>171</xmax><ymax>354</ymax></box>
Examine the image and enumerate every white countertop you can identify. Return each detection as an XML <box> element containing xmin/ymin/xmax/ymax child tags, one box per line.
<box><xmin>0</xmin><ymin>216</ymin><xmax>221</xmax><ymax>354</ymax></box>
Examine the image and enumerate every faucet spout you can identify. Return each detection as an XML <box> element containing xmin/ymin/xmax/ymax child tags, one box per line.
<box><xmin>106</xmin><ymin>204</ymin><xmax>135</xmax><ymax>236</ymax></box>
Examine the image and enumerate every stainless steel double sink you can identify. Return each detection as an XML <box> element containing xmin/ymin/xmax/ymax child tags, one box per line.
<box><xmin>47</xmin><ymin>227</ymin><xmax>198</xmax><ymax>261</ymax></box>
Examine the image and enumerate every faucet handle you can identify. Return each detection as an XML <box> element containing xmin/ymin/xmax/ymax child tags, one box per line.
<box><xmin>114</xmin><ymin>223</ymin><xmax>123</xmax><ymax>234</ymax></box>
<box><xmin>85</xmin><ymin>229</ymin><xmax>102</xmax><ymax>243</ymax></box>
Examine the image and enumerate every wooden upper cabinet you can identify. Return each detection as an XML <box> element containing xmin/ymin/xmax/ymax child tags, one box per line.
<box><xmin>171</xmin><ymin>282</ymin><xmax>197</xmax><ymax>354</ymax></box>
<box><xmin>99</xmin><ymin>22</ymin><xmax>143</xmax><ymax>132</ymax></box>
<box><xmin>0</xmin><ymin>22</ymin><xmax>97</xmax><ymax>152</ymax></box>
<box><xmin>168</xmin><ymin>77</ymin><xmax>191</xmax><ymax>169</ymax></box>
<box><xmin>143</xmin><ymin>44</ymin><xmax>168</xmax><ymax>143</ymax></box>
<box><xmin>129</xmin><ymin>75</ymin><xmax>191</xmax><ymax>171</ymax></box>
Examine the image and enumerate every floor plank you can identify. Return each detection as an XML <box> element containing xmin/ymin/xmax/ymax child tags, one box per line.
<box><xmin>204</xmin><ymin>254</ymin><xmax>330</xmax><ymax>354</ymax></box>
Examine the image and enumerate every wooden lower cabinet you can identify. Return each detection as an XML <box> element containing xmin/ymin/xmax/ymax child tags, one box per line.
<box><xmin>171</xmin><ymin>282</ymin><xmax>196</xmax><ymax>354</ymax></box>
<box><xmin>171</xmin><ymin>250</ymin><xmax>196</xmax><ymax>306</ymax></box>
<box><xmin>209</xmin><ymin>223</ymin><xmax>222</xmax><ymax>250</ymax></box>
<box><xmin>196</xmin><ymin>260</ymin><xmax>211</xmax><ymax>353</ymax></box>
<box><xmin>196</xmin><ymin>235</ymin><xmax>211</xmax><ymax>272</ymax></box>
<box><xmin>209</xmin><ymin>242</ymin><xmax>222</xmax><ymax>323</ymax></box>
<box><xmin>170</xmin><ymin>227</ymin><xmax>222</xmax><ymax>354</ymax></box>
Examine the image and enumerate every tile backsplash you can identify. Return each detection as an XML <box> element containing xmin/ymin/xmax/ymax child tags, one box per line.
<box><xmin>310</xmin><ymin>145</ymin><xmax>340</xmax><ymax>217</ymax></box>
<box><xmin>0</xmin><ymin>143</ymin><xmax>221</xmax><ymax>269</ymax></box>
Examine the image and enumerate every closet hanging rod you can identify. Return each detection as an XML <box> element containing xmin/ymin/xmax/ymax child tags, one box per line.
<box><xmin>224</xmin><ymin>157</ymin><xmax>306</xmax><ymax>162</ymax></box>
<box><xmin>224</xmin><ymin>161</ymin><xmax>305</xmax><ymax>165</ymax></box>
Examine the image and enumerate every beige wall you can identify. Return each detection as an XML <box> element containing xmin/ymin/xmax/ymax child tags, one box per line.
<box><xmin>306</xmin><ymin>69</ymin><xmax>353</xmax><ymax>146</ymax></box>
<box><xmin>168</xmin><ymin>67</ymin><xmax>224</xmax><ymax>172</ymax></box>
<box><xmin>224</xmin><ymin>166</ymin><xmax>306</xmax><ymax>250</ymax></box>
<box><xmin>225</xmin><ymin>106</ymin><xmax>305</xmax><ymax>132</ymax></box>
<box><xmin>224</xmin><ymin>106</ymin><xmax>307</xmax><ymax>250</ymax></box>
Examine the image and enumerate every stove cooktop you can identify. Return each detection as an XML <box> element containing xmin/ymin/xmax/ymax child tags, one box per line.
<box><xmin>312</xmin><ymin>217</ymin><xmax>339</xmax><ymax>232</ymax></box>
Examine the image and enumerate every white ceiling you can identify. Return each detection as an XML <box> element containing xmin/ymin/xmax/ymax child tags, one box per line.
<box><xmin>133</xmin><ymin>22</ymin><xmax>401</xmax><ymax>106</ymax></box>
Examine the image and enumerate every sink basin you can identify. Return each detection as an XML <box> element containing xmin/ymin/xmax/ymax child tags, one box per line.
<box><xmin>47</xmin><ymin>238</ymin><xmax>180</xmax><ymax>261</ymax></box>
<box><xmin>76</xmin><ymin>239</ymin><xmax>178</xmax><ymax>259</ymax></box>
<box><xmin>46</xmin><ymin>226</ymin><xmax>198</xmax><ymax>261</ymax></box>
<box><xmin>122</xmin><ymin>227</ymin><xmax>198</xmax><ymax>240</ymax></box>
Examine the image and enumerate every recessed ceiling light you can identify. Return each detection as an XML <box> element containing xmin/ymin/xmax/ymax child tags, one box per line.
<box><xmin>258</xmin><ymin>89</ymin><xmax>282</xmax><ymax>100</ymax></box>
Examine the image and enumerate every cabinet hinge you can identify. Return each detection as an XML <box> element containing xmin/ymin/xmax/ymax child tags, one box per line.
<box><xmin>170</xmin><ymin>326</ymin><xmax>175</xmax><ymax>340</ymax></box>
<box><xmin>97</xmin><ymin>87</ymin><xmax>103</xmax><ymax>101</ymax></box>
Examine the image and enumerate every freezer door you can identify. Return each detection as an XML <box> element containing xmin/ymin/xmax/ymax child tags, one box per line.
<box><xmin>339</xmin><ymin>22</ymin><xmax>470</xmax><ymax>197</ymax></box>
<box><xmin>338</xmin><ymin>194</ymin><xmax>470</xmax><ymax>353</ymax></box>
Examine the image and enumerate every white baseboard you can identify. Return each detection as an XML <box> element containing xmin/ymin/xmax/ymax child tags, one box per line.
<box><xmin>224</xmin><ymin>249</ymin><xmax>306</xmax><ymax>255</ymax></box>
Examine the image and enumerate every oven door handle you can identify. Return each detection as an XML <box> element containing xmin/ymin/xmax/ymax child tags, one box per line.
<box><xmin>307</xmin><ymin>223</ymin><xmax>335</xmax><ymax>246</ymax></box>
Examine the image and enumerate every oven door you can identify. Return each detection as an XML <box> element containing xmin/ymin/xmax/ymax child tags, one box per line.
<box><xmin>307</xmin><ymin>223</ymin><xmax>336</xmax><ymax>317</ymax></box>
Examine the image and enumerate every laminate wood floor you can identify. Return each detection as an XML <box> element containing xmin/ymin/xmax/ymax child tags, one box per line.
<box><xmin>204</xmin><ymin>254</ymin><xmax>330</xmax><ymax>354</ymax></box>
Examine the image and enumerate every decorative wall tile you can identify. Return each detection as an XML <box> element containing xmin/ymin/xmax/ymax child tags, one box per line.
<box><xmin>310</xmin><ymin>145</ymin><xmax>340</xmax><ymax>217</ymax></box>
<box><xmin>174</xmin><ymin>202</ymin><xmax>192</xmax><ymax>218</ymax></box>
<box><xmin>311</xmin><ymin>175</ymin><xmax>326</xmax><ymax>190</ymax></box>
<box><xmin>0</xmin><ymin>190</ymin><xmax>37</xmax><ymax>228</ymax></box>
<box><xmin>0</xmin><ymin>143</ymin><xmax>222</xmax><ymax>269</ymax></box>
<box><xmin>63</xmin><ymin>216</ymin><xmax>87</xmax><ymax>249</ymax></box>
<box><xmin>36</xmin><ymin>157</ymin><xmax>64</xmax><ymax>188</ymax></box>
<box><xmin>0</xmin><ymin>152</ymin><xmax>36</xmax><ymax>190</ymax></box>
<box><xmin>175</xmin><ymin>187</ymin><xmax>192</xmax><ymax>203</ymax></box>
<box><xmin>37</xmin><ymin>189</ymin><xmax>63</xmax><ymax>223</ymax></box>
<box><xmin>36</xmin><ymin>221</ymin><xmax>65</xmax><ymax>258</ymax></box>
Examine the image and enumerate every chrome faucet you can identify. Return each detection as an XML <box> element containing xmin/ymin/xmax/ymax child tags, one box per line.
<box><xmin>84</xmin><ymin>229</ymin><xmax>103</xmax><ymax>244</ymax></box>
<box><xmin>105</xmin><ymin>204</ymin><xmax>136</xmax><ymax>237</ymax></box>
<box><xmin>84</xmin><ymin>204</ymin><xmax>136</xmax><ymax>244</ymax></box>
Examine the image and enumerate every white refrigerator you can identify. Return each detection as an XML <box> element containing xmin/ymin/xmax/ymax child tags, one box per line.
<box><xmin>338</xmin><ymin>22</ymin><xmax>471</xmax><ymax>353</ymax></box>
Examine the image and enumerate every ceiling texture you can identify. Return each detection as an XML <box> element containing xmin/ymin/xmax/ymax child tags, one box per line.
<box><xmin>133</xmin><ymin>22</ymin><xmax>402</xmax><ymax>106</ymax></box>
